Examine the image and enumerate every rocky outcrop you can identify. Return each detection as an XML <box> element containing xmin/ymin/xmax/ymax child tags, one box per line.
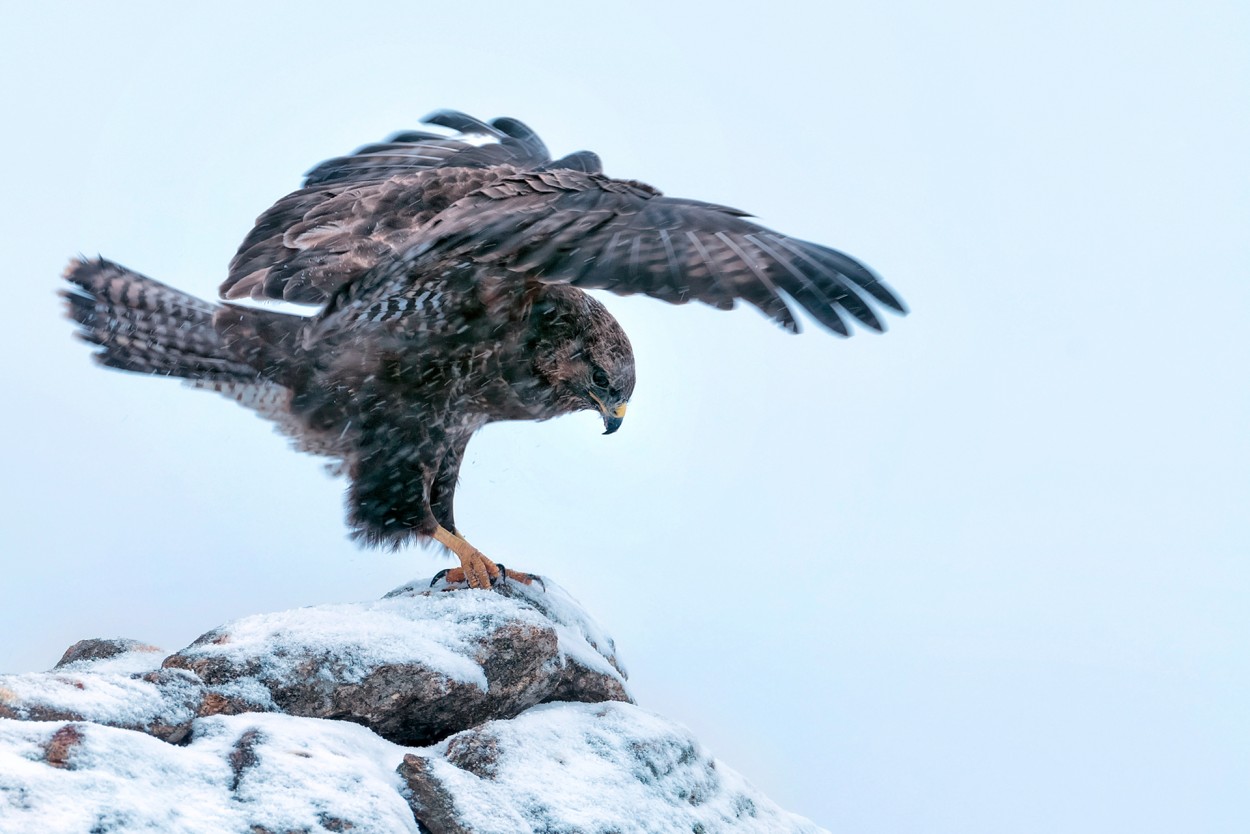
<box><xmin>0</xmin><ymin>713</ymin><xmax>419</xmax><ymax>832</ymax></box>
<box><xmin>162</xmin><ymin>576</ymin><xmax>627</xmax><ymax>745</ymax></box>
<box><xmin>0</xmin><ymin>576</ymin><xmax>824</xmax><ymax>833</ymax></box>
<box><xmin>0</xmin><ymin>639</ymin><xmax>204</xmax><ymax>744</ymax></box>
<box><xmin>401</xmin><ymin>702</ymin><xmax>823</xmax><ymax>834</ymax></box>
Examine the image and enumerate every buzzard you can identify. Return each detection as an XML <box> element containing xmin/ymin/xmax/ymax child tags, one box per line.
<box><xmin>63</xmin><ymin>110</ymin><xmax>905</xmax><ymax>589</ymax></box>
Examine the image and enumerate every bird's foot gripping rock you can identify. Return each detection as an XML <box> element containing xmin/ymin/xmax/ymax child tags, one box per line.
<box><xmin>431</xmin><ymin>525</ymin><xmax>543</xmax><ymax>591</ymax></box>
<box><xmin>431</xmin><ymin>564</ymin><xmax>544</xmax><ymax>591</ymax></box>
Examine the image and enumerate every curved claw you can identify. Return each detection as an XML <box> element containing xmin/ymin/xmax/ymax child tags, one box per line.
<box><xmin>430</xmin><ymin>526</ymin><xmax>543</xmax><ymax>591</ymax></box>
<box><xmin>493</xmin><ymin>563</ymin><xmax>544</xmax><ymax>589</ymax></box>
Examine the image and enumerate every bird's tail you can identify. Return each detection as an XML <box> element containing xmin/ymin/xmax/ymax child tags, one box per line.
<box><xmin>62</xmin><ymin>256</ymin><xmax>344</xmax><ymax>467</ymax></box>
<box><xmin>62</xmin><ymin>256</ymin><xmax>260</xmax><ymax>381</ymax></box>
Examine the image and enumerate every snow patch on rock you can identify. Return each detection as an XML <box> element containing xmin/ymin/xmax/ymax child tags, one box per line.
<box><xmin>0</xmin><ymin>577</ymin><xmax>825</xmax><ymax>833</ymax></box>
<box><xmin>172</xmin><ymin>592</ymin><xmax>521</xmax><ymax>691</ymax></box>
<box><xmin>0</xmin><ymin>714</ymin><xmax>419</xmax><ymax>833</ymax></box>
<box><xmin>403</xmin><ymin>701</ymin><xmax>824</xmax><ymax>834</ymax></box>
<box><xmin>0</xmin><ymin>642</ymin><xmax>203</xmax><ymax>743</ymax></box>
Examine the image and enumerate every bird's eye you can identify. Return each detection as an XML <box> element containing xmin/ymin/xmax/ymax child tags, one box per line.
<box><xmin>592</xmin><ymin>368</ymin><xmax>610</xmax><ymax>389</ymax></box>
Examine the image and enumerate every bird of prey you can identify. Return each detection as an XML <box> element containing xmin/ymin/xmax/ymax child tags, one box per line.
<box><xmin>63</xmin><ymin>110</ymin><xmax>905</xmax><ymax>589</ymax></box>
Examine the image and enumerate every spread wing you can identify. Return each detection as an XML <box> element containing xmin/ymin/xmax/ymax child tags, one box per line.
<box><xmin>222</xmin><ymin>167</ymin><xmax>501</xmax><ymax>304</ymax></box>
<box><xmin>301</xmin><ymin>110</ymin><xmax>558</xmax><ymax>189</ymax></box>
<box><xmin>220</xmin><ymin>109</ymin><xmax>903</xmax><ymax>335</ymax></box>
<box><xmin>417</xmin><ymin>170</ymin><xmax>906</xmax><ymax>335</ymax></box>
<box><xmin>220</xmin><ymin>111</ymin><xmax>603</xmax><ymax>305</ymax></box>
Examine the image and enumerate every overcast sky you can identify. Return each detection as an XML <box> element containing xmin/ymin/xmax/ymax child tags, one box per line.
<box><xmin>1</xmin><ymin>2</ymin><xmax>1246</xmax><ymax>831</ymax></box>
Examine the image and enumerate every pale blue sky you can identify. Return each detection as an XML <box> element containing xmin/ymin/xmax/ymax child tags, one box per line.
<box><xmin>1</xmin><ymin>2</ymin><xmax>1247</xmax><ymax>831</ymax></box>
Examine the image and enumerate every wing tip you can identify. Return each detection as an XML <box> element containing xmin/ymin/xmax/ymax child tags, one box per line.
<box><xmin>419</xmin><ymin>109</ymin><xmax>505</xmax><ymax>138</ymax></box>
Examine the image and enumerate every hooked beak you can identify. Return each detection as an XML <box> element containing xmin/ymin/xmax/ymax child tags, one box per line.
<box><xmin>589</xmin><ymin>392</ymin><xmax>627</xmax><ymax>435</ymax></box>
<box><xmin>602</xmin><ymin>402</ymin><xmax>626</xmax><ymax>435</ymax></box>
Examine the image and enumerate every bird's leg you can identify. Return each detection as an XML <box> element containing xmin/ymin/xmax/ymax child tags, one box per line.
<box><xmin>432</xmin><ymin>525</ymin><xmax>496</xmax><ymax>589</ymax></box>
<box><xmin>430</xmin><ymin>526</ymin><xmax>539</xmax><ymax>589</ymax></box>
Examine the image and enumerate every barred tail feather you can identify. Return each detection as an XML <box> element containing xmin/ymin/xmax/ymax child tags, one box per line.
<box><xmin>61</xmin><ymin>256</ymin><xmax>346</xmax><ymax>466</ymax></box>
<box><xmin>61</xmin><ymin>256</ymin><xmax>257</xmax><ymax>381</ymax></box>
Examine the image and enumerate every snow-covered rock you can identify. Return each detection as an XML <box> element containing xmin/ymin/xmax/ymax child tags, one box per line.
<box><xmin>0</xmin><ymin>713</ymin><xmax>418</xmax><ymax>833</ymax></box>
<box><xmin>0</xmin><ymin>577</ymin><xmax>826</xmax><ymax>833</ymax></box>
<box><xmin>164</xmin><ymin>576</ymin><xmax>629</xmax><ymax>744</ymax></box>
<box><xmin>0</xmin><ymin>706</ymin><xmax>822</xmax><ymax>834</ymax></box>
<box><xmin>401</xmin><ymin>702</ymin><xmax>826</xmax><ymax>834</ymax></box>
<box><xmin>387</xmin><ymin>575</ymin><xmax>630</xmax><ymax>706</ymax></box>
<box><xmin>0</xmin><ymin>640</ymin><xmax>204</xmax><ymax>743</ymax></box>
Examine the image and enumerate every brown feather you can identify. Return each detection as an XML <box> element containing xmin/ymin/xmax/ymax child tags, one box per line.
<box><xmin>64</xmin><ymin>110</ymin><xmax>905</xmax><ymax>554</ymax></box>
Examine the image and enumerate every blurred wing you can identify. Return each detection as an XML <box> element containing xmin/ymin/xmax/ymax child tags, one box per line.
<box><xmin>420</xmin><ymin>170</ymin><xmax>906</xmax><ymax>335</ymax></box>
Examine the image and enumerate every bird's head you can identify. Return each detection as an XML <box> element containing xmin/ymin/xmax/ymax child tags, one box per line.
<box><xmin>531</xmin><ymin>286</ymin><xmax>635</xmax><ymax>434</ymax></box>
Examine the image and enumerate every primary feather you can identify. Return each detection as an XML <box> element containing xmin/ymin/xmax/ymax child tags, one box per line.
<box><xmin>64</xmin><ymin>110</ymin><xmax>904</xmax><ymax>554</ymax></box>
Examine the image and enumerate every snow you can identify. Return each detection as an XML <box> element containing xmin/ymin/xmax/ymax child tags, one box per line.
<box><xmin>180</xmin><ymin>589</ymin><xmax>560</xmax><ymax>692</ymax></box>
<box><xmin>388</xmin><ymin>574</ymin><xmax>630</xmax><ymax>687</ymax></box>
<box><xmin>413</xmin><ymin>702</ymin><xmax>826</xmax><ymax>834</ymax></box>
<box><xmin>0</xmin><ymin>714</ymin><xmax>418</xmax><ymax>834</ymax></box>
<box><xmin>0</xmin><ymin>705</ymin><xmax>824</xmax><ymax>834</ymax></box>
<box><xmin>0</xmin><ymin>670</ymin><xmax>198</xmax><ymax>730</ymax></box>
<box><xmin>0</xmin><ymin>644</ymin><xmax>200</xmax><ymax>734</ymax></box>
<box><xmin>194</xmin><ymin>714</ymin><xmax>417</xmax><ymax>833</ymax></box>
<box><xmin>0</xmin><ymin>582</ymin><xmax>821</xmax><ymax>832</ymax></box>
<box><xmin>1</xmin><ymin>719</ymin><xmax>241</xmax><ymax>833</ymax></box>
<box><xmin>54</xmin><ymin>645</ymin><xmax>165</xmax><ymax>677</ymax></box>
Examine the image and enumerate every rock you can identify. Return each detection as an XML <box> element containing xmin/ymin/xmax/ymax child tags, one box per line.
<box><xmin>0</xmin><ymin>578</ymin><xmax>826</xmax><ymax>831</ymax></box>
<box><xmin>42</xmin><ymin>723</ymin><xmax>85</xmax><ymax>769</ymax></box>
<box><xmin>0</xmin><ymin>641</ymin><xmax>203</xmax><ymax>744</ymax></box>
<box><xmin>0</xmin><ymin>713</ymin><xmax>421</xmax><ymax>833</ymax></box>
<box><xmin>0</xmin><ymin>708</ymin><xmax>825</xmax><ymax>834</ymax></box>
<box><xmin>164</xmin><ymin>576</ymin><xmax>630</xmax><ymax>745</ymax></box>
<box><xmin>55</xmin><ymin>638</ymin><xmax>163</xmax><ymax>669</ymax></box>
<box><xmin>388</xmin><ymin>575</ymin><xmax>630</xmax><ymax>704</ymax></box>
<box><xmin>399</xmin><ymin>701</ymin><xmax>825</xmax><ymax>834</ymax></box>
